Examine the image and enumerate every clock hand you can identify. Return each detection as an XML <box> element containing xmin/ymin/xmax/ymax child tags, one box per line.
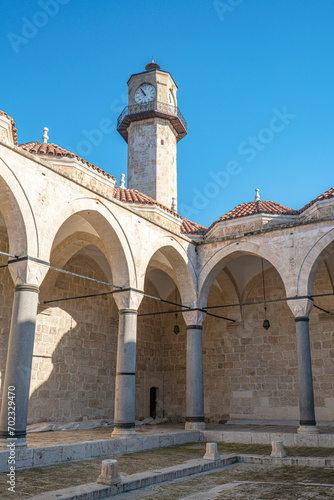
<box><xmin>141</xmin><ymin>88</ymin><xmax>147</xmax><ymax>96</ymax></box>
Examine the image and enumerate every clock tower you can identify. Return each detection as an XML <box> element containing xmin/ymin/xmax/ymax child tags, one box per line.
<box><xmin>117</xmin><ymin>61</ymin><xmax>187</xmax><ymax>212</ymax></box>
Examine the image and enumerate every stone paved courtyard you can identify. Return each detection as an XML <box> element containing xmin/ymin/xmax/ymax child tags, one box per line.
<box><xmin>108</xmin><ymin>463</ymin><xmax>334</xmax><ymax>500</ymax></box>
<box><xmin>1</xmin><ymin>441</ymin><xmax>334</xmax><ymax>499</ymax></box>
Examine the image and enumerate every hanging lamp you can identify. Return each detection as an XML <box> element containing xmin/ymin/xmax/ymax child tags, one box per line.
<box><xmin>261</xmin><ymin>258</ymin><xmax>270</xmax><ymax>330</ymax></box>
<box><xmin>173</xmin><ymin>286</ymin><xmax>180</xmax><ymax>335</ymax></box>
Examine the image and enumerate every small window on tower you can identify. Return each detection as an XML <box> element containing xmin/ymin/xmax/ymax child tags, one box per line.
<box><xmin>161</xmin><ymin>139</ymin><xmax>164</xmax><ymax>145</ymax></box>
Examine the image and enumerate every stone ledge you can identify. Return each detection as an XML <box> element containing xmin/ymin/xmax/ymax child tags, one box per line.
<box><xmin>0</xmin><ymin>430</ymin><xmax>199</xmax><ymax>472</ymax></box>
<box><xmin>27</xmin><ymin>456</ymin><xmax>237</xmax><ymax>499</ymax></box>
<box><xmin>201</xmin><ymin>429</ymin><xmax>334</xmax><ymax>448</ymax></box>
<box><xmin>26</xmin><ymin>453</ymin><xmax>334</xmax><ymax>500</ymax></box>
<box><xmin>2</xmin><ymin>427</ymin><xmax>333</xmax><ymax>473</ymax></box>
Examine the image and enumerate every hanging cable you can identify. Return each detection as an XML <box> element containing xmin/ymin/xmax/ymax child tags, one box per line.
<box><xmin>0</xmin><ymin>250</ymin><xmax>18</xmax><ymax>259</ymax></box>
<box><xmin>261</xmin><ymin>258</ymin><xmax>270</xmax><ymax>330</ymax></box>
<box><xmin>4</xmin><ymin>250</ymin><xmax>332</xmax><ymax>320</ymax></box>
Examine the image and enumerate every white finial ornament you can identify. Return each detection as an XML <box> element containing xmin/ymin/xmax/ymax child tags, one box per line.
<box><xmin>171</xmin><ymin>197</ymin><xmax>176</xmax><ymax>212</ymax></box>
<box><xmin>255</xmin><ymin>189</ymin><xmax>260</xmax><ymax>201</ymax></box>
<box><xmin>120</xmin><ymin>173</ymin><xmax>125</xmax><ymax>188</ymax></box>
<box><xmin>42</xmin><ymin>127</ymin><xmax>49</xmax><ymax>143</ymax></box>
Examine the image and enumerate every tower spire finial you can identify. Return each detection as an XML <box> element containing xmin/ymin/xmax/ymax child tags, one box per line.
<box><xmin>255</xmin><ymin>189</ymin><xmax>260</xmax><ymax>201</ymax></box>
<box><xmin>42</xmin><ymin>127</ymin><xmax>49</xmax><ymax>144</ymax></box>
<box><xmin>145</xmin><ymin>59</ymin><xmax>160</xmax><ymax>71</ymax></box>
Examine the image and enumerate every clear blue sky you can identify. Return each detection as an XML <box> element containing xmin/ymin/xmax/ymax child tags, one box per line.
<box><xmin>1</xmin><ymin>0</ymin><xmax>334</xmax><ymax>227</ymax></box>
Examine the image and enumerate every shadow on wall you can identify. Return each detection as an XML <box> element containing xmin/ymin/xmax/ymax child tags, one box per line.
<box><xmin>27</xmin><ymin>254</ymin><xmax>118</xmax><ymax>424</ymax></box>
<box><xmin>0</xmin><ymin>223</ymin><xmax>14</xmax><ymax>402</ymax></box>
<box><xmin>136</xmin><ymin>275</ymin><xmax>187</xmax><ymax>423</ymax></box>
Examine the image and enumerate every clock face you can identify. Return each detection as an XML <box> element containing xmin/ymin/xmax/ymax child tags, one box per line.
<box><xmin>168</xmin><ymin>90</ymin><xmax>175</xmax><ymax>106</ymax></box>
<box><xmin>135</xmin><ymin>84</ymin><xmax>156</xmax><ymax>105</ymax></box>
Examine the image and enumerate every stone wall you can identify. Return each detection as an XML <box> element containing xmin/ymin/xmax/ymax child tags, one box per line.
<box><xmin>136</xmin><ymin>284</ymin><xmax>186</xmax><ymax>422</ymax></box>
<box><xmin>0</xmin><ymin>244</ymin><xmax>333</xmax><ymax>425</ymax></box>
<box><xmin>127</xmin><ymin>118</ymin><xmax>177</xmax><ymax>210</ymax></box>
<box><xmin>202</xmin><ymin>262</ymin><xmax>334</xmax><ymax>423</ymax></box>
<box><xmin>0</xmin><ymin>225</ymin><xmax>14</xmax><ymax>401</ymax></box>
<box><xmin>28</xmin><ymin>253</ymin><xmax>118</xmax><ymax>424</ymax></box>
<box><xmin>309</xmin><ymin>261</ymin><xmax>334</xmax><ymax>420</ymax></box>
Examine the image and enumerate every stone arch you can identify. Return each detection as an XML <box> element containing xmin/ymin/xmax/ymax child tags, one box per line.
<box><xmin>0</xmin><ymin>159</ymin><xmax>38</xmax><ymax>257</ymax></box>
<box><xmin>40</xmin><ymin>197</ymin><xmax>136</xmax><ymax>288</ymax></box>
<box><xmin>41</xmin><ymin>232</ymin><xmax>111</xmax><ymax>292</ymax></box>
<box><xmin>297</xmin><ymin>227</ymin><xmax>334</xmax><ymax>296</ymax></box>
<box><xmin>199</xmin><ymin>241</ymin><xmax>293</xmax><ymax>309</ymax></box>
<box><xmin>138</xmin><ymin>236</ymin><xmax>197</xmax><ymax>307</ymax></box>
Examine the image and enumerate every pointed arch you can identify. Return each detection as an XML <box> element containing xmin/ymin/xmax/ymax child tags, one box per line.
<box><xmin>297</xmin><ymin>227</ymin><xmax>334</xmax><ymax>296</ymax></box>
<box><xmin>40</xmin><ymin>197</ymin><xmax>136</xmax><ymax>288</ymax></box>
<box><xmin>138</xmin><ymin>236</ymin><xmax>197</xmax><ymax>307</ymax></box>
<box><xmin>199</xmin><ymin>241</ymin><xmax>293</xmax><ymax>308</ymax></box>
<box><xmin>0</xmin><ymin>158</ymin><xmax>38</xmax><ymax>257</ymax></box>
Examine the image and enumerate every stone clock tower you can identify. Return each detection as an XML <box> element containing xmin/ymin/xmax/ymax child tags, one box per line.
<box><xmin>117</xmin><ymin>61</ymin><xmax>187</xmax><ymax>211</ymax></box>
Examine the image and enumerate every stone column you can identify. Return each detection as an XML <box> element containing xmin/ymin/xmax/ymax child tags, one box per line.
<box><xmin>0</xmin><ymin>283</ymin><xmax>39</xmax><ymax>446</ymax></box>
<box><xmin>183</xmin><ymin>310</ymin><xmax>206</xmax><ymax>431</ymax></box>
<box><xmin>295</xmin><ymin>316</ymin><xmax>318</xmax><ymax>433</ymax></box>
<box><xmin>112</xmin><ymin>290</ymin><xmax>143</xmax><ymax>437</ymax></box>
<box><xmin>288</xmin><ymin>298</ymin><xmax>318</xmax><ymax>434</ymax></box>
<box><xmin>185</xmin><ymin>325</ymin><xmax>205</xmax><ymax>430</ymax></box>
<box><xmin>112</xmin><ymin>309</ymin><xmax>138</xmax><ymax>436</ymax></box>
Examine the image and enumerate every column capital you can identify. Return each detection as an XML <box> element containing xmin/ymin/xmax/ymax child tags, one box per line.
<box><xmin>8</xmin><ymin>257</ymin><xmax>49</xmax><ymax>287</ymax></box>
<box><xmin>182</xmin><ymin>309</ymin><xmax>206</xmax><ymax>327</ymax></box>
<box><xmin>287</xmin><ymin>298</ymin><xmax>313</xmax><ymax>319</ymax></box>
<box><xmin>112</xmin><ymin>289</ymin><xmax>144</xmax><ymax>311</ymax></box>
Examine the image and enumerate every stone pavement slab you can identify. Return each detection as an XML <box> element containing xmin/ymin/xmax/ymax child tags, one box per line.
<box><xmin>1</xmin><ymin>422</ymin><xmax>334</xmax><ymax>473</ymax></box>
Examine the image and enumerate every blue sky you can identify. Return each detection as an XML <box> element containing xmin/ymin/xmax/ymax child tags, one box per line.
<box><xmin>1</xmin><ymin>0</ymin><xmax>334</xmax><ymax>227</ymax></box>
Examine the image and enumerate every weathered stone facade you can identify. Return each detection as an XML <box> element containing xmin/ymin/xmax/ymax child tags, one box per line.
<box><xmin>127</xmin><ymin>118</ymin><xmax>177</xmax><ymax>209</ymax></box>
<box><xmin>0</xmin><ymin>64</ymin><xmax>334</xmax><ymax>441</ymax></box>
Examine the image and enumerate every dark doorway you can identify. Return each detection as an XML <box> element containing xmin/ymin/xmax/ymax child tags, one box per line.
<box><xmin>150</xmin><ymin>387</ymin><xmax>158</xmax><ymax>419</ymax></box>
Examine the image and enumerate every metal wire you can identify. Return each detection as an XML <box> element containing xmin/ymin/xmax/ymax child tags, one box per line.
<box><xmin>204</xmin><ymin>295</ymin><xmax>311</xmax><ymax>310</ymax></box>
<box><xmin>0</xmin><ymin>250</ymin><xmax>18</xmax><ymax>259</ymax></box>
<box><xmin>44</xmin><ymin>287</ymin><xmax>235</xmax><ymax>322</ymax></box>
<box><xmin>47</xmin><ymin>264</ymin><xmax>123</xmax><ymax>290</ymax></box>
<box><xmin>313</xmin><ymin>303</ymin><xmax>331</xmax><ymax>314</ymax></box>
<box><xmin>3</xmin><ymin>250</ymin><xmax>333</xmax><ymax>319</ymax></box>
<box><xmin>138</xmin><ymin>308</ymin><xmax>235</xmax><ymax>322</ymax></box>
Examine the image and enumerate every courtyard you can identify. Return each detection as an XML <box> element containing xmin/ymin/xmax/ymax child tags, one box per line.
<box><xmin>0</xmin><ymin>423</ymin><xmax>334</xmax><ymax>499</ymax></box>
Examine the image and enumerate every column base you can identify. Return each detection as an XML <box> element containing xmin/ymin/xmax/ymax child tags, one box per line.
<box><xmin>185</xmin><ymin>421</ymin><xmax>205</xmax><ymax>431</ymax></box>
<box><xmin>297</xmin><ymin>425</ymin><xmax>319</xmax><ymax>434</ymax></box>
<box><xmin>111</xmin><ymin>424</ymin><xmax>136</xmax><ymax>437</ymax></box>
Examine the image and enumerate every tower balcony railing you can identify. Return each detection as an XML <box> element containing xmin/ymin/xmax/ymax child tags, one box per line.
<box><xmin>117</xmin><ymin>100</ymin><xmax>187</xmax><ymax>131</ymax></box>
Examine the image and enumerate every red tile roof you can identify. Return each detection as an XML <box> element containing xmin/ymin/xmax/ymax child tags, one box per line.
<box><xmin>219</xmin><ymin>200</ymin><xmax>297</xmax><ymax>221</ymax></box>
<box><xmin>113</xmin><ymin>187</ymin><xmax>182</xmax><ymax>218</ymax></box>
<box><xmin>18</xmin><ymin>142</ymin><xmax>116</xmax><ymax>180</ymax></box>
<box><xmin>299</xmin><ymin>187</ymin><xmax>334</xmax><ymax>213</ymax></box>
<box><xmin>208</xmin><ymin>199</ymin><xmax>298</xmax><ymax>232</ymax></box>
<box><xmin>113</xmin><ymin>187</ymin><xmax>207</xmax><ymax>234</ymax></box>
<box><xmin>0</xmin><ymin>110</ymin><xmax>18</xmax><ymax>145</ymax></box>
<box><xmin>180</xmin><ymin>218</ymin><xmax>207</xmax><ymax>235</ymax></box>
